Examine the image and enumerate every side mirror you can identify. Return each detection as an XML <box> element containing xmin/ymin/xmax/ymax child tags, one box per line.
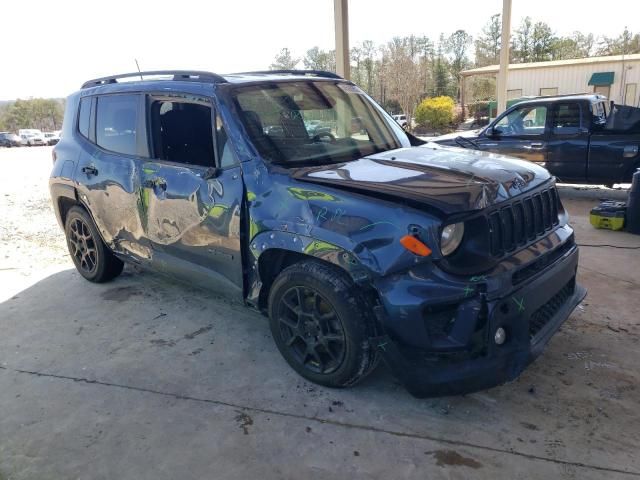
<box><xmin>487</xmin><ymin>126</ymin><xmax>501</xmax><ymax>137</ymax></box>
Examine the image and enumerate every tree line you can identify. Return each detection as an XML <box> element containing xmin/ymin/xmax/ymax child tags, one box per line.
<box><xmin>0</xmin><ymin>98</ymin><xmax>65</xmax><ymax>133</ymax></box>
<box><xmin>269</xmin><ymin>14</ymin><xmax>640</xmax><ymax>121</ymax></box>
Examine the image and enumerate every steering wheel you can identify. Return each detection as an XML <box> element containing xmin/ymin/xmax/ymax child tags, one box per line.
<box><xmin>312</xmin><ymin>132</ymin><xmax>336</xmax><ymax>143</ymax></box>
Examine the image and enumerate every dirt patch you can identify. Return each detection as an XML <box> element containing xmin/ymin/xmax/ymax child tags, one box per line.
<box><xmin>184</xmin><ymin>325</ymin><xmax>213</xmax><ymax>340</ymax></box>
<box><xmin>521</xmin><ymin>422</ymin><xmax>539</xmax><ymax>431</ymax></box>
<box><xmin>234</xmin><ymin>411</ymin><xmax>253</xmax><ymax>435</ymax></box>
<box><xmin>101</xmin><ymin>286</ymin><xmax>143</xmax><ymax>301</ymax></box>
<box><xmin>150</xmin><ymin>339</ymin><xmax>176</xmax><ymax>347</ymax></box>
<box><xmin>428</xmin><ymin>450</ymin><xmax>483</xmax><ymax>469</ymax></box>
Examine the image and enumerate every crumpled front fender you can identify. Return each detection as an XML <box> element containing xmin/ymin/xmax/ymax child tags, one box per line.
<box><xmin>246</xmin><ymin>229</ymin><xmax>376</xmax><ymax>306</ymax></box>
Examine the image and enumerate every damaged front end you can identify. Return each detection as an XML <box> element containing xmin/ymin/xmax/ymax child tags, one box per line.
<box><xmin>243</xmin><ymin>133</ymin><xmax>587</xmax><ymax>397</ymax></box>
<box><xmin>371</xmin><ymin>229</ymin><xmax>585</xmax><ymax>397</ymax></box>
<box><xmin>274</xmin><ymin>146</ymin><xmax>587</xmax><ymax>396</ymax></box>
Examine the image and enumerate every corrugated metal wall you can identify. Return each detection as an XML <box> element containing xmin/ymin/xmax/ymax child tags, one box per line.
<box><xmin>506</xmin><ymin>60</ymin><xmax>640</xmax><ymax>106</ymax></box>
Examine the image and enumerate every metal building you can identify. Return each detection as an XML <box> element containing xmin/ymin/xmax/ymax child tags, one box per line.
<box><xmin>462</xmin><ymin>53</ymin><xmax>640</xmax><ymax>107</ymax></box>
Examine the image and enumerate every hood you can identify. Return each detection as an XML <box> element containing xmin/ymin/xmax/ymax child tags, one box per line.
<box><xmin>290</xmin><ymin>143</ymin><xmax>551</xmax><ymax>215</ymax></box>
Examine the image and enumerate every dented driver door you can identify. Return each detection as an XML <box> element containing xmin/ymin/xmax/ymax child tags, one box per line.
<box><xmin>140</xmin><ymin>160</ymin><xmax>244</xmax><ymax>298</ymax></box>
<box><xmin>139</xmin><ymin>97</ymin><xmax>244</xmax><ymax>299</ymax></box>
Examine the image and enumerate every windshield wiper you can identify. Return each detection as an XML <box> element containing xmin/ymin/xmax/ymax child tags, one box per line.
<box><xmin>454</xmin><ymin>136</ymin><xmax>478</xmax><ymax>149</ymax></box>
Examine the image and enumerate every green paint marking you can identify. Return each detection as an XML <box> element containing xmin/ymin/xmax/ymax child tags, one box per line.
<box><xmin>463</xmin><ymin>285</ymin><xmax>475</xmax><ymax>297</ymax></box>
<box><xmin>469</xmin><ymin>275</ymin><xmax>487</xmax><ymax>282</ymax></box>
<box><xmin>359</xmin><ymin>221</ymin><xmax>401</xmax><ymax>231</ymax></box>
<box><xmin>512</xmin><ymin>296</ymin><xmax>525</xmax><ymax>312</ymax></box>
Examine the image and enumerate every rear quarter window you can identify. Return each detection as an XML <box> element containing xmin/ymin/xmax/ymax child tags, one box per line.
<box><xmin>96</xmin><ymin>94</ymin><xmax>138</xmax><ymax>156</ymax></box>
<box><xmin>78</xmin><ymin>97</ymin><xmax>91</xmax><ymax>139</ymax></box>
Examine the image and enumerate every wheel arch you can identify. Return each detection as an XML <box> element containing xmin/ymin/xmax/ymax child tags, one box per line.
<box><xmin>50</xmin><ymin>183</ymin><xmax>80</xmax><ymax>228</ymax></box>
<box><xmin>51</xmin><ymin>183</ymin><xmax>112</xmax><ymax>249</ymax></box>
<box><xmin>248</xmin><ymin>231</ymin><xmax>377</xmax><ymax>313</ymax></box>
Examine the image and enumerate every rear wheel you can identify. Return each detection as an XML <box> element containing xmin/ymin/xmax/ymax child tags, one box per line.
<box><xmin>268</xmin><ymin>261</ymin><xmax>378</xmax><ymax>388</ymax></box>
<box><xmin>64</xmin><ymin>206</ymin><xmax>123</xmax><ymax>283</ymax></box>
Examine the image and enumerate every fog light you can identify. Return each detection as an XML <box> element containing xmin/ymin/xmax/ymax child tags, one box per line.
<box><xmin>494</xmin><ymin>327</ymin><xmax>506</xmax><ymax>345</ymax></box>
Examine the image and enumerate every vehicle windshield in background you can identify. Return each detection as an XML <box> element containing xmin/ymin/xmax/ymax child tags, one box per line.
<box><xmin>233</xmin><ymin>81</ymin><xmax>404</xmax><ymax>166</ymax></box>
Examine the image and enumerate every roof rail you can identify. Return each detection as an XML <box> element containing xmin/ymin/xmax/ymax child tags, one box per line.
<box><xmin>233</xmin><ymin>69</ymin><xmax>343</xmax><ymax>80</ymax></box>
<box><xmin>81</xmin><ymin>70</ymin><xmax>228</xmax><ymax>89</ymax></box>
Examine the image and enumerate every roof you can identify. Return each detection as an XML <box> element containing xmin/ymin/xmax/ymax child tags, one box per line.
<box><xmin>501</xmin><ymin>93</ymin><xmax>607</xmax><ymax>106</ymax></box>
<box><xmin>461</xmin><ymin>53</ymin><xmax>640</xmax><ymax>76</ymax></box>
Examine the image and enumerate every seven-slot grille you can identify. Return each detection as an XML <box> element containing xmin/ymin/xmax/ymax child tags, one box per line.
<box><xmin>488</xmin><ymin>187</ymin><xmax>560</xmax><ymax>256</ymax></box>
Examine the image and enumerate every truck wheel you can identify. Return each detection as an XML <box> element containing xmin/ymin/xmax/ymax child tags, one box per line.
<box><xmin>268</xmin><ymin>261</ymin><xmax>378</xmax><ymax>388</ymax></box>
<box><xmin>64</xmin><ymin>206</ymin><xmax>124</xmax><ymax>283</ymax></box>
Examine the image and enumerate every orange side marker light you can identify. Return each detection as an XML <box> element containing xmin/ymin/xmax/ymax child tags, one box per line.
<box><xmin>400</xmin><ymin>235</ymin><xmax>432</xmax><ymax>257</ymax></box>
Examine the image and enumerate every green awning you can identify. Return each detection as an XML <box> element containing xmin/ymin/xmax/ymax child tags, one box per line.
<box><xmin>588</xmin><ymin>72</ymin><xmax>615</xmax><ymax>86</ymax></box>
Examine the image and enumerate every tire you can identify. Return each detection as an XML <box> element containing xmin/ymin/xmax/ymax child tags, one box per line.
<box><xmin>64</xmin><ymin>206</ymin><xmax>124</xmax><ymax>283</ymax></box>
<box><xmin>268</xmin><ymin>261</ymin><xmax>379</xmax><ymax>388</ymax></box>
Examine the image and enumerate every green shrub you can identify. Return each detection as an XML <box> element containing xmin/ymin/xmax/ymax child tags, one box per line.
<box><xmin>414</xmin><ymin>96</ymin><xmax>455</xmax><ymax>129</ymax></box>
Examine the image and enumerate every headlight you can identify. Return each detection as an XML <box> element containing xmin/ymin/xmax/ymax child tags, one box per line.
<box><xmin>440</xmin><ymin>222</ymin><xmax>464</xmax><ymax>256</ymax></box>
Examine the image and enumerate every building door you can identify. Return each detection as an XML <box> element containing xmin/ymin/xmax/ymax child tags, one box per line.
<box><xmin>625</xmin><ymin>84</ymin><xmax>637</xmax><ymax>106</ymax></box>
<box><xmin>593</xmin><ymin>85</ymin><xmax>611</xmax><ymax>98</ymax></box>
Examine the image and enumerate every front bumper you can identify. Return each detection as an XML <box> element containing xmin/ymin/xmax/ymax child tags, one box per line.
<box><xmin>373</xmin><ymin>232</ymin><xmax>586</xmax><ymax>397</ymax></box>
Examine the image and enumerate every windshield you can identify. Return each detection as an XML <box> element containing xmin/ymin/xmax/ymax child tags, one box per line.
<box><xmin>232</xmin><ymin>81</ymin><xmax>405</xmax><ymax>166</ymax></box>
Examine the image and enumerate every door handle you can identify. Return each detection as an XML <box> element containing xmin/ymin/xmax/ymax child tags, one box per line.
<box><xmin>81</xmin><ymin>165</ymin><xmax>98</xmax><ymax>176</ymax></box>
<box><xmin>143</xmin><ymin>178</ymin><xmax>167</xmax><ymax>190</ymax></box>
<box><xmin>524</xmin><ymin>143</ymin><xmax>545</xmax><ymax>150</ymax></box>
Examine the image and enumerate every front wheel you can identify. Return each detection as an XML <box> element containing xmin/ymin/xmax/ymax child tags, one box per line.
<box><xmin>64</xmin><ymin>206</ymin><xmax>124</xmax><ymax>283</ymax></box>
<box><xmin>268</xmin><ymin>261</ymin><xmax>379</xmax><ymax>388</ymax></box>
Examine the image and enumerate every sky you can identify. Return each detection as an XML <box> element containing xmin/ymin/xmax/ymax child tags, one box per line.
<box><xmin>1</xmin><ymin>0</ymin><xmax>637</xmax><ymax>100</ymax></box>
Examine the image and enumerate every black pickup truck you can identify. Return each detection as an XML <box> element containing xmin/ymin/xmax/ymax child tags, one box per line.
<box><xmin>435</xmin><ymin>94</ymin><xmax>640</xmax><ymax>186</ymax></box>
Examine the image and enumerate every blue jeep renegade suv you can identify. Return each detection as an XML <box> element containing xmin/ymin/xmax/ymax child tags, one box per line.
<box><xmin>50</xmin><ymin>70</ymin><xmax>586</xmax><ymax>397</ymax></box>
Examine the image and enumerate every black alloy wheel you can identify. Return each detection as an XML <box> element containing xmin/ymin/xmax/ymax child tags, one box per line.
<box><xmin>268</xmin><ymin>261</ymin><xmax>379</xmax><ymax>388</ymax></box>
<box><xmin>64</xmin><ymin>206</ymin><xmax>124</xmax><ymax>283</ymax></box>
<box><xmin>68</xmin><ymin>217</ymin><xmax>98</xmax><ymax>275</ymax></box>
<box><xmin>276</xmin><ymin>285</ymin><xmax>346</xmax><ymax>375</ymax></box>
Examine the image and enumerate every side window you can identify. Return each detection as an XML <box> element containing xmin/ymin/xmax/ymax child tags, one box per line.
<box><xmin>96</xmin><ymin>95</ymin><xmax>138</xmax><ymax>156</ymax></box>
<box><xmin>495</xmin><ymin>105</ymin><xmax>547</xmax><ymax>136</ymax></box>
<box><xmin>78</xmin><ymin>97</ymin><xmax>91</xmax><ymax>139</ymax></box>
<box><xmin>216</xmin><ymin>115</ymin><xmax>238</xmax><ymax>168</ymax></box>
<box><xmin>552</xmin><ymin>103</ymin><xmax>582</xmax><ymax>134</ymax></box>
<box><xmin>149</xmin><ymin>99</ymin><xmax>214</xmax><ymax>166</ymax></box>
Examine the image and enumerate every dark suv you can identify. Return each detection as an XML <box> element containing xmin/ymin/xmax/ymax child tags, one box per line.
<box><xmin>0</xmin><ymin>132</ymin><xmax>21</xmax><ymax>147</ymax></box>
<box><xmin>50</xmin><ymin>70</ymin><xmax>586</xmax><ymax>397</ymax></box>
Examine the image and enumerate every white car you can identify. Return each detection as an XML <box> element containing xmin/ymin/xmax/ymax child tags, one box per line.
<box><xmin>392</xmin><ymin>114</ymin><xmax>408</xmax><ymax>129</ymax></box>
<box><xmin>20</xmin><ymin>133</ymin><xmax>45</xmax><ymax>146</ymax></box>
<box><xmin>19</xmin><ymin>129</ymin><xmax>46</xmax><ymax>146</ymax></box>
<box><xmin>44</xmin><ymin>132</ymin><xmax>60</xmax><ymax>145</ymax></box>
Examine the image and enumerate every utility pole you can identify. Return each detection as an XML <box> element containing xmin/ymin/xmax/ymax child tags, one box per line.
<box><xmin>621</xmin><ymin>26</ymin><xmax>628</xmax><ymax>104</ymax></box>
<box><xmin>496</xmin><ymin>0</ymin><xmax>512</xmax><ymax>115</ymax></box>
<box><xmin>334</xmin><ymin>0</ymin><xmax>350</xmax><ymax>80</ymax></box>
